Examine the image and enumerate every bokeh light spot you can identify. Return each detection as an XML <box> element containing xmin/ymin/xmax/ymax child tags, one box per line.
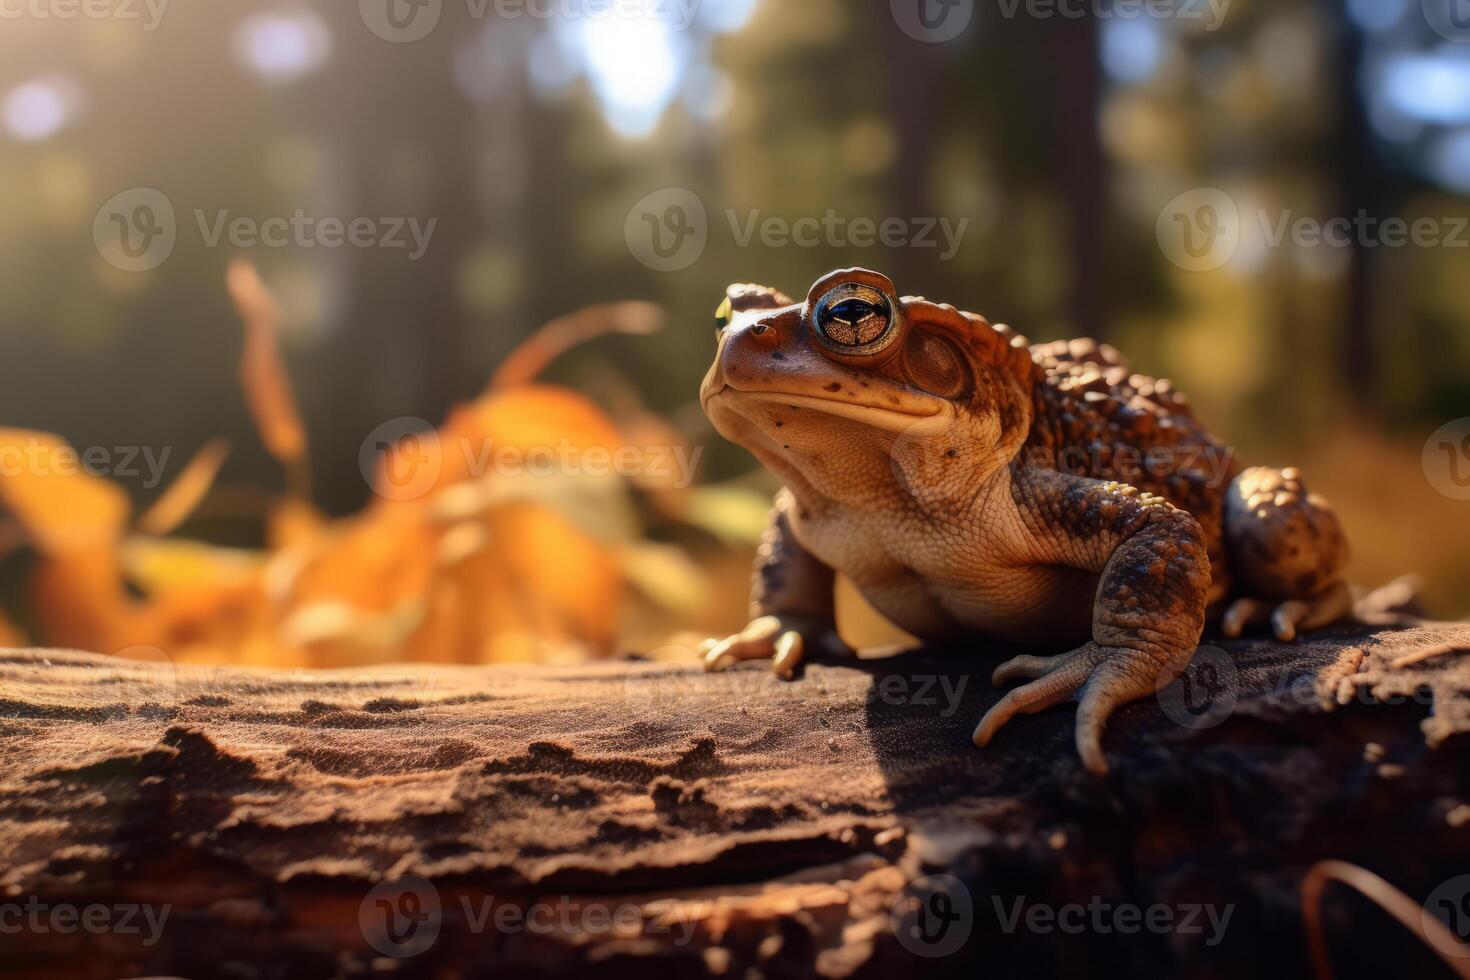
<box><xmin>1430</xmin><ymin>127</ymin><xmax>1470</xmax><ymax>192</ymax></box>
<box><xmin>2</xmin><ymin>76</ymin><xmax>83</xmax><ymax>143</ymax></box>
<box><xmin>1101</xmin><ymin>19</ymin><xmax>1165</xmax><ymax>85</ymax></box>
<box><xmin>1346</xmin><ymin>0</ymin><xmax>1407</xmax><ymax>32</ymax></box>
<box><xmin>1381</xmin><ymin>51</ymin><xmax>1470</xmax><ymax>125</ymax></box>
<box><xmin>233</xmin><ymin>10</ymin><xmax>333</xmax><ymax>86</ymax></box>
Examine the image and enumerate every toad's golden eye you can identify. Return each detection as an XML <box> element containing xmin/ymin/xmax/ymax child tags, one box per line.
<box><xmin>714</xmin><ymin>296</ymin><xmax>733</xmax><ymax>331</ymax></box>
<box><xmin>813</xmin><ymin>283</ymin><xmax>899</xmax><ymax>356</ymax></box>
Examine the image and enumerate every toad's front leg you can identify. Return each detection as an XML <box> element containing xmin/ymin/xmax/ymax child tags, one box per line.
<box><xmin>702</xmin><ymin>488</ymin><xmax>850</xmax><ymax>678</ymax></box>
<box><xmin>974</xmin><ymin>472</ymin><xmax>1213</xmax><ymax>774</ymax></box>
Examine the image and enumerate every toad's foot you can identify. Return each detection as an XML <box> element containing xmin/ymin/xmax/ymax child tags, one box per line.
<box><xmin>1221</xmin><ymin>467</ymin><xmax>1351</xmax><ymax>642</ymax></box>
<box><xmin>986</xmin><ymin>471</ymin><xmax>1212</xmax><ymax>774</ymax></box>
<box><xmin>700</xmin><ymin>615</ymin><xmax>851</xmax><ymax>680</ymax></box>
<box><xmin>975</xmin><ymin>642</ymin><xmax>1180</xmax><ymax>775</ymax></box>
<box><xmin>1221</xmin><ymin>580</ymin><xmax>1353</xmax><ymax>642</ymax></box>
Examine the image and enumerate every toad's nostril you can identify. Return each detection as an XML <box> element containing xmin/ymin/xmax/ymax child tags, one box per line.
<box><xmin>745</xmin><ymin>320</ymin><xmax>780</xmax><ymax>349</ymax></box>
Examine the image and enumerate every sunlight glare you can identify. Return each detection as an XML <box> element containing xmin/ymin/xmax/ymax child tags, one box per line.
<box><xmin>562</xmin><ymin>16</ymin><xmax>685</xmax><ymax>138</ymax></box>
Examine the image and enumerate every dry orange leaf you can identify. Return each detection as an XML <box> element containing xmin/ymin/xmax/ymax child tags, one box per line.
<box><xmin>26</xmin><ymin>547</ymin><xmax>142</xmax><ymax>652</ymax></box>
<box><xmin>227</xmin><ymin>259</ymin><xmax>308</xmax><ymax>482</ymax></box>
<box><xmin>0</xmin><ymin>428</ymin><xmax>130</xmax><ymax>554</ymax></box>
<box><xmin>136</xmin><ymin>438</ymin><xmax>231</xmax><ymax>537</ymax></box>
<box><xmin>488</xmin><ymin>301</ymin><xmax>662</xmax><ymax>392</ymax></box>
<box><xmin>5</xmin><ymin>261</ymin><xmax>676</xmax><ymax>669</ymax></box>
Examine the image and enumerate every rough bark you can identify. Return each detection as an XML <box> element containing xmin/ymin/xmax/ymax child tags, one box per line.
<box><xmin>1</xmin><ymin>613</ymin><xmax>1467</xmax><ymax>979</ymax></box>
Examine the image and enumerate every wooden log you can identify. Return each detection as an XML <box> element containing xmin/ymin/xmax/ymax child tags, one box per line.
<box><xmin>1</xmin><ymin>619</ymin><xmax>1468</xmax><ymax>978</ymax></box>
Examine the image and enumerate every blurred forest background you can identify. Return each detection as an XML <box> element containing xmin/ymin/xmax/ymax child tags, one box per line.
<box><xmin>0</xmin><ymin>0</ymin><xmax>1467</xmax><ymax>667</ymax></box>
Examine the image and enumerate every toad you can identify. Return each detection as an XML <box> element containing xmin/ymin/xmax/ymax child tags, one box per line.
<box><xmin>699</xmin><ymin>268</ymin><xmax>1350</xmax><ymax>773</ymax></box>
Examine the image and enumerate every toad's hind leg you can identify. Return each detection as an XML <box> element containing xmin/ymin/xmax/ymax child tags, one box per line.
<box><xmin>1222</xmin><ymin>466</ymin><xmax>1351</xmax><ymax>641</ymax></box>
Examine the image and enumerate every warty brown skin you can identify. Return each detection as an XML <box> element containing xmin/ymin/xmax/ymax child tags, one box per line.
<box><xmin>699</xmin><ymin>268</ymin><xmax>1351</xmax><ymax>774</ymax></box>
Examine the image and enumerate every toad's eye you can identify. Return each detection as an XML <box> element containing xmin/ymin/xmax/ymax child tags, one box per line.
<box><xmin>714</xmin><ymin>296</ymin><xmax>733</xmax><ymax>331</ymax></box>
<box><xmin>813</xmin><ymin>283</ymin><xmax>899</xmax><ymax>357</ymax></box>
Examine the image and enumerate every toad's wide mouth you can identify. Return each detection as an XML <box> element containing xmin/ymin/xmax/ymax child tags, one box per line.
<box><xmin>708</xmin><ymin>386</ymin><xmax>951</xmax><ymax>435</ymax></box>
